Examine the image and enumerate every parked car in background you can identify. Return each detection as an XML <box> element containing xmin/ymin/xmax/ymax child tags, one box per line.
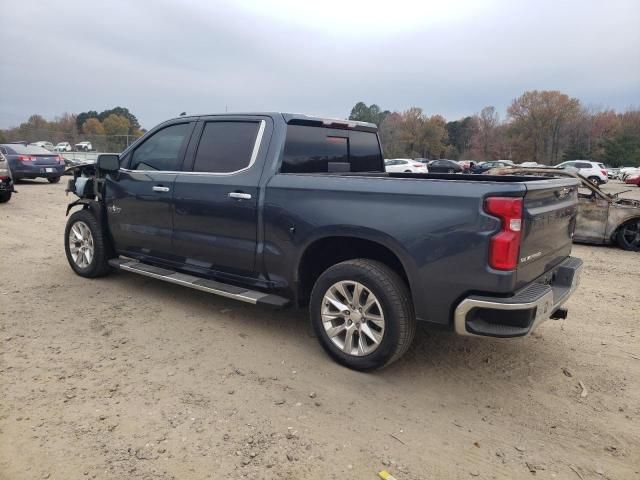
<box><xmin>620</xmin><ymin>167</ymin><xmax>640</xmax><ymax>181</ymax></box>
<box><xmin>471</xmin><ymin>160</ymin><xmax>514</xmax><ymax>174</ymax></box>
<box><xmin>519</xmin><ymin>161</ymin><xmax>544</xmax><ymax>167</ymax></box>
<box><xmin>457</xmin><ymin>160</ymin><xmax>477</xmax><ymax>172</ymax></box>
<box><xmin>428</xmin><ymin>159</ymin><xmax>463</xmax><ymax>173</ymax></box>
<box><xmin>30</xmin><ymin>141</ymin><xmax>55</xmax><ymax>151</ymax></box>
<box><xmin>556</xmin><ymin>160</ymin><xmax>607</xmax><ymax>185</ymax></box>
<box><xmin>55</xmin><ymin>142</ymin><xmax>72</xmax><ymax>152</ymax></box>
<box><xmin>75</xmin><ymin>141</ymin><xmax>93</xmax><ymax>151</ymax></box>
<box><xmin>384</xmin><ymin>158</ymin><xmax>428</xmax><ymax>173</ymax></box>
<box><xmin>0</xmin><ymin>144</ymin><xmax>65</xmax><ymax>183</ymax></box>
<box><xmin>0</xmin><ymin>151</ymin><xmax>15</xmax><ymax>202</ymax></box>
<box><xmin>625</xmin><ymin>173</ymin><xmax>640</xmax><ymax>187</ymax></box>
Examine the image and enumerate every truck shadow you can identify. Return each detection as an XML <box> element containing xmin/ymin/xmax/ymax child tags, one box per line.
<box><xmin>101</xmin><ymin>270</ymin><xmax>569</xmax><ymax>389</ymax></box>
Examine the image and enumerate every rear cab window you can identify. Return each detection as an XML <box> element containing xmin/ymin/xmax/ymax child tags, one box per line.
<box><xmin>281</xmin><ymin>125</ymin><xmax>383</xmax><ymax>173</ymax></box>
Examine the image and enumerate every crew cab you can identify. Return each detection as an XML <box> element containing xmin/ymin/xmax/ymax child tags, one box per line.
<box><xmin>63</xmin><ymin>113</ymin><xmax>583</xmax><ymax>370</ymax></box>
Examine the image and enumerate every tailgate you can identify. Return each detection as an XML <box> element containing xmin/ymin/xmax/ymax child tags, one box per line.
<box><xmin>517</xmin><ymin>177</ymin><xmax>579</xmax><ymax>287</ymax></box>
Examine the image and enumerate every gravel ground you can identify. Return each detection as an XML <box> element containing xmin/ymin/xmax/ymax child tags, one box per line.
<box><xmin>0</xmin><ymin>179</ymin><xmax>639</xmax><ymax>480</ymax></box>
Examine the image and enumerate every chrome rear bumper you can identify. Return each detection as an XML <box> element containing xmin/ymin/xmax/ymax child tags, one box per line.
<box><xmin>454</xmin><ymin>257</ymin><xmax>583</xmax><ymax>338</ymax></box>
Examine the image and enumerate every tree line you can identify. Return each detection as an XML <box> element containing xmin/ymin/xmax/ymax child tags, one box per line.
<box><xmin>350</xmin><ymin>91</ymin><xmax>640</xmax><ymax>167</ymax></box>
<box><xmin>0</xmin><ymin>107</ymin><xmax>145</xmax><ymax>152</ymax></box>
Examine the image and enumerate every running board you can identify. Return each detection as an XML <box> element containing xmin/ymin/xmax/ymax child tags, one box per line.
<box><xmin>108</xmin><ymin>258</ymin><xmax>290</xmax><ymax>308</ymax></box>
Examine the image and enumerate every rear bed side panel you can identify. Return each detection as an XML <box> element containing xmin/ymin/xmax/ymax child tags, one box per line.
<box><xmin>517</xmin><ymin>178</ymin><xmax>579</xmax><ymax>288</ymax></box>
<box><xmin>262</xmin><ymin>174</ymin><xmax>529</xmax><ymax>325</ymax></box>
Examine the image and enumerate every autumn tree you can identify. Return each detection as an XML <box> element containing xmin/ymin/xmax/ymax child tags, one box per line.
<box><xmin>507</xmin><ymin>90</ymin><xmax>581</xmax><ymax>164</ymax></box>
<box><xmin>469</xmin><ymin>106</ymin><xmax>501</xmax><ymax>160</ymax></box>
<box><xmin>378</xmin><ymin>112</ymin><xmax>406</xmax><ymax>158</ymax></box>
<box><xmin>82</xmin><ymin>118</ymin><xmax>106</xmax><ymax>135</ymax></box>
<box><xmin>102</xmin><ymin>114</ymin><xmax>130</xmax><ymax>151</ymax></box>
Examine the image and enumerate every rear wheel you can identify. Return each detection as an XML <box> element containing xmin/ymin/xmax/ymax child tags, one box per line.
<box><xmin>64</xmin><ymin>209</ymin><xmax>113</xmax><ymax>277</ymax></box>
<box><xmin>310</xmin><ymin>259</ymin><xmax>416</xmax><ymax>371</ymax></box>
<box><xmin>588</xmin><ymin>176</ymin><xmax>601</xmax><ymax>185</ymax></box>
<box><xmin>48</xmin><ymin>176</ymin><xmax>60</xmax><ymax>184</ymax></box>
<box><xmin>0</xmin><ymin>191</ymin><xmax>11</xmax><ymax>203</ymax></box>
<box><xmin>616</xmin><ymin>218</ymin><xmax>640</xmax><ymax>251</ymax></box>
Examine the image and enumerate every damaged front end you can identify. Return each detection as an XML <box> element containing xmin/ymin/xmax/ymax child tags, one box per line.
<box><xmin>64</xmin><ymin>163</ymin><xmax>103</xmax><ymax>216</ymax></box>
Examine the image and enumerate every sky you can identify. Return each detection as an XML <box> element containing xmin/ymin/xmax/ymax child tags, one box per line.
<box><xmin>1</xmin><ymin>0</ymin><xmax>639</xmax><ymax>129</ymax></box>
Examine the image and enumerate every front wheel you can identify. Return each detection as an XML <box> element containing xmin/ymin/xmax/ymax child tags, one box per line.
<box><xmin>48</xmin><ymin>176</ymin><xmax>61</xmax><ymax>184</ymax></box>
<box><xmin>616</xmin><ymin>218</ymin><xmax>640</xmax><ymax>251</ymax></box>
<box><xmin>0</xmin><ymin>191</ymin><xmax>11</xmax><ymax>203</ymax></box>
<box><xmin>64</xmin><ymin>209</ymin><xmax>113</xmax><ymax>277</ymax></box>
<box><xmin>310</xmin><ymin>259</ymin><xmax>416</xmax><ymax>371</ymax></box>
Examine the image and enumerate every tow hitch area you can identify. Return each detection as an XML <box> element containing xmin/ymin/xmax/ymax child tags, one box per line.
<box><xmin>550</xmin><ymin>308</ymin><xmax>568</xmax><ymax>320</ymax></box>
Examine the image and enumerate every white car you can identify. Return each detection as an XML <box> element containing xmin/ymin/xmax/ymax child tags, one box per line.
<box><xmin>75</xmin><ymin>141</ymin><xmax>93</xmax><ymax>152</ymax></box>
<box><xmin>54</xmin><ymin>142</ymin><xmax>72</xmax><ymax>152</ymax></box>
<box><xmin>384</xmin><ymin>159</ymin><xmax>428</xmax><ymax>173</ymax></box>
<box><xmin>556</xmin><ymin>160</ymin><xmax>608</xmax><ymax>185</ymax></box>
<box><xmin>30</xmin><ymin>141</ymin><xmax>55</xmax><ymax>151</ymax></box>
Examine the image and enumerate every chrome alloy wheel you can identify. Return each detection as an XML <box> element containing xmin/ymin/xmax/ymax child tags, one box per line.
<box><xmin>68</xmin><ymin>221</ymin><xmax>94</xmax><ymax>268</ymax></box>
<box><xmin>321</xmin><ymin>281</ymin><xmax>385</xmax><ymax>356</ymax></box>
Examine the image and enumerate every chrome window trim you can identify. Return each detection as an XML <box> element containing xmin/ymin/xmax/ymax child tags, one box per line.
<box><xmin>120</xmin><ymin>120</ymin><xmax>266</xmax><ymax>177</ymax></box>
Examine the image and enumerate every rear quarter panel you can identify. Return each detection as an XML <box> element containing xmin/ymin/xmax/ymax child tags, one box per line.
<box><xmin>263</xmin><ymin>174</ymin><xmax>529</xmax><ymax>325</ymax></box>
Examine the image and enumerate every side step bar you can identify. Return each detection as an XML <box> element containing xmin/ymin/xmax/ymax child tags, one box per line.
<box><xmin>108</xmin><ymin>258</ymin><xmax>290</xmax><ymax>308</ymax></box>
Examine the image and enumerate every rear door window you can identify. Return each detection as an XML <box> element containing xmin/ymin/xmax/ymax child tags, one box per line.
<box><xmin>576</xmin><ymin>162</ymin><xmax>592</xmax><ymax>169</ymax></box>
<box><xmin>193</xmin><ymin>121</ymin><xmax>261</xmax><ymax>173</ymax></box>
<box><xmin>281</xmin><ymin>125</ymin><xmax>382</xmax><ymax>173</ymax></box>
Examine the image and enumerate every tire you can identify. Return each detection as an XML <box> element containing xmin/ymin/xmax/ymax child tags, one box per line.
<box><xmin>64</xmin><ymin>209</ymin><xmax>113</xmax><ymax>277</ymax></box>
<box><xmin>616</xmin><ymin>218</ymin><xmax>640</xmax><ymax>251</ymax></box>
<box><xmin>588</xmin><ymin>176</ymin><xmax>601</xmax><ymax>186</ymax></box>
<box><xmin>47</xmin><ymin>176</ymin><xmax>61</xmax><ymax>184</ymax></box>
<box><xmin>0</xmin><ymin>191</ymin><xmax>11</xmax><ymax>203</ymax></box>
<box><xmin>310</xmin><ymin>259</ymin><xmax>416</xmax><ymax>371</ymax></box>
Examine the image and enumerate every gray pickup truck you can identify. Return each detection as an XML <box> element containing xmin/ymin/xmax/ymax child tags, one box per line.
<box><xmin>64</xmin><ymin>113</ymin><xmax>583</xmax><ymax>370</ymax></box>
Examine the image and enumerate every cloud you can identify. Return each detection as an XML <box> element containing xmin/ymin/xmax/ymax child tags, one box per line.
<box><xmin>0</xmin><ymin>0</ymin><xmax>638</xmax><ymax>129</ymax></box>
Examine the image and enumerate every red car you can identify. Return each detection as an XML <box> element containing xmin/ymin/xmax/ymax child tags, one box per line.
<box><xmin>625</xmin><ymin>174</ymin><xmax>640</xmax><ymax>186</ymax></box>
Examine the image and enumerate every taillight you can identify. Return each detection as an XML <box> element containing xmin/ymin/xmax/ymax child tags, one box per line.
<box><xmin>484</xmin><ymin>196</ymin><xmax>523</xmax><ymax>270</ymax></box>
<box><xmin>601</xmin><ymin>169</ymin><xmax>607</xmax><ymax>177</ymax></box>
<box><xmin>19</xmin><ymin>155</ymin><xmax>35</xmax><ymax>162</ymax></box>
<box><xmin>57</xmin><ymin>155</ymin><xmax>65</xmax><ymax>164</ymax></box>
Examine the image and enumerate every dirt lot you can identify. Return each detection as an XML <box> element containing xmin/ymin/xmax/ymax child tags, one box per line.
<box><xmin>1</xmin><ymin>180</ymin><xmax>639</xmax><ymax>480</ymax></box>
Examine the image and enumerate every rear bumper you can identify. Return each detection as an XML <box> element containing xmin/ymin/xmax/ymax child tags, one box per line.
<box><xmin>454</xmin><ymin>256</ymin><xmax>583</xmax><ymax>338</ymax></box>
<box><xmin>12</xmin><ymin>164</ymin><xmax>65</xmax><ymax>178</ymax></box>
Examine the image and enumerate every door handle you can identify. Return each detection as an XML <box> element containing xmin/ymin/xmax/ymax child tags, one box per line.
<box><xmin>152</xmin><ymin>186</ymin><xmax>170</xmax><ymax>193</ymax></box>
<box><xmin>228</xmin><ymin>192</ymin><xmax>252</xmax><ymax>200</ymax></box>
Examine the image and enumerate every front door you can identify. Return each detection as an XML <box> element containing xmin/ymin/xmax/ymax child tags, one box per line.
<box><xmin>172</xmin><ymin>117</ymin><xmax>269</xmax><ymax>276</ymax></box>
<box><xmin>105</xmin><ymin>121</ymin><xmax>195</xmax><ymax>261</ymax></box>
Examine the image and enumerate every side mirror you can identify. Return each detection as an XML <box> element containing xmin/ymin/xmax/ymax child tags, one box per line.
<box><xmin>96</xmin><ymin>154</ymin><xmax>120</xmax><ymax>172</ymax></box>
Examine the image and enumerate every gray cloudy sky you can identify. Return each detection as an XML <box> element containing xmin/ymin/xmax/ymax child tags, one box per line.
<box><xmin>1</xmin><ymin>0</ymin><xmax>639</xmax><ymax>129</ymax></box>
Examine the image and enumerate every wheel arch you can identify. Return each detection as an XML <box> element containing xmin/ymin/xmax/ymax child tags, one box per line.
<box><xmin>295</xmin><ymin>232</ymin><xmax>413</xmax><ymax>307</ymax></box>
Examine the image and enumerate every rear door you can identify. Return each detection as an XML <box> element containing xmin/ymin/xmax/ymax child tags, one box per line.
<box><xmin>104</xmin><ymin>121</ymin><xmax>195</xmax><ymax>261</ymax></box>
<box><xmin>171</xmin><ymin>116</ymin><xmax>270</xmax><ymax>276</ymax></box>
<box><xmin>516</xmin><ymin>177</ymin><xmax>579</xmax><ymax>286</ymax></box>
